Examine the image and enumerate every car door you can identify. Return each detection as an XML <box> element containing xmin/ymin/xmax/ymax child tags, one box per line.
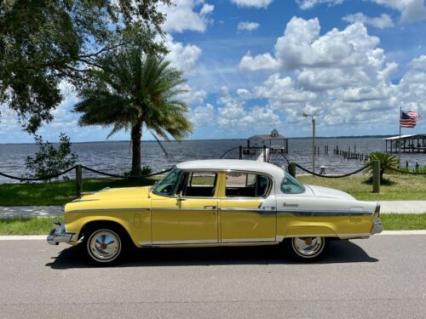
<box><xmin>219</xmin><ymin>171</ymin><xmax>276</xmax><ymax>243</ymax></box>
<box><xmin>151</xmin><ymin>170</ymin><xmax>218</xmax><ymax>245</ymax></box>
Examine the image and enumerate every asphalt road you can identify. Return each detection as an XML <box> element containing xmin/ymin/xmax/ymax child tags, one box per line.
<box><xmin>0</xmin><ymin>236</ymin><xmax>425</xmax><ymax>319</ymax></box>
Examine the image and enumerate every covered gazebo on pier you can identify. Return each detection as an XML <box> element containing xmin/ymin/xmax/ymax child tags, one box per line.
<box><xmin>385</xmin><ymin>134</ymin><xmax>426</xmax><ymax>153</ymax></box>
<box><xmin>245</xmin><ymin>129</ymin><xmax>288</xmax><ymax>155</ymax></box>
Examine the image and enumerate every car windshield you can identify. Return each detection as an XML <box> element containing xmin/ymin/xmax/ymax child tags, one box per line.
<box><xmin>153</xmin><ymin>168</ymin><xmax>181</xmax><ymax>195</ymax></box>
<box><xmin>281</xmin><ymin>173</ymin><xmax>305</xmax><ymax>194</ymax></box>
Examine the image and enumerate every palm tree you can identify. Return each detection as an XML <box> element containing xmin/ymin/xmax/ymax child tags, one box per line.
<box><xmin>366</xmin><ymin>152</ymin><xmax>399</xmax><ymax>183</ymax></box>
<box><xmin>74</xmin><ymin>49</ymin><xmax>192</xmax><ymax>176</ymax></box>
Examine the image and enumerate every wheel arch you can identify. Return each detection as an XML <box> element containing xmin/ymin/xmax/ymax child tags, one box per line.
<box><xmin>78</xmin><ymin>219</ymin><xmax>136</xmax><ymax>247</ymax></box>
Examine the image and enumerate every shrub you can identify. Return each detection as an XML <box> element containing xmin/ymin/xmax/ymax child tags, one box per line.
<box><xmin>25</xmin><ymin>133</ymin><xmax>78</xmax><ymax>180</ymax></box>
<box><xmin>365</xmin><ymin>152</ymin><xmax>399</xmax><ymax>183</ymax></box>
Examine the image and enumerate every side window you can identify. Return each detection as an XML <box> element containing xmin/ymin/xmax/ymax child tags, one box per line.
<box><xmin>153</xmin><ymin>169</ymin><xmax>181</xmax><ymax>195</ymax></box>
<box><xmin>180</xmin><ymin>172</ymin><xmax>217</xmax><ymax>197</ymax></box>
<box><xmin>225</xmin><ymin>172</ymin><xmax>270</xmax><ymax>198</ymax></box>
<box><xmin>281</xmin><ymin>174</ymin><xmax>305</xmax><ymax>194</ymax></box>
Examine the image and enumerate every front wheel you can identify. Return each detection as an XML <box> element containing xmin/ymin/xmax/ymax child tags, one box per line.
<box><xmin>83</xmin><ymin>228</ymin><xmax>124</xmax><ymax>265</ymax></box>
<box><xmin>288</xmin><ymin>237</ymin><xmax>327</xmax><ymax>261</ymax></box>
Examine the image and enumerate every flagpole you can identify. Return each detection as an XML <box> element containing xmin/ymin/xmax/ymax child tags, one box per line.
<box><xmin>399</xmin><ymin>107</ymin><xmax>402</xmax><ymax>165</ymax></box>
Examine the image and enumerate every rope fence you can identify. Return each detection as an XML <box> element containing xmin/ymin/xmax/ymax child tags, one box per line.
<box><xmin>294</xmin><ymin>163</ymin><xmax>371</xmax><ymax>179</ymax></box>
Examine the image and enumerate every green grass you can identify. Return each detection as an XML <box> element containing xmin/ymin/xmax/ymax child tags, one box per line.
<box><xmin>298</xmin><ymin>174</ymin><xmax>426</xmax><ymax>201</ymax></box>
<box><xmin>0</xmin><ymin>217</ymin><xmax>63</xmax><ymax>235</ymax></box>
<box><xmin>0</xmin><ymin>214</ymin><xmax>425</xmax><ymax>235</ymax></box>
<box><xmin>381</xmin><ymin>214</ymin><xmax>426</xmax><ymax>230</ymax></box>
<box><xmin>0</xmin><ymin>177</ymin><xmax>156</xmax><ymax>206</ymax></box>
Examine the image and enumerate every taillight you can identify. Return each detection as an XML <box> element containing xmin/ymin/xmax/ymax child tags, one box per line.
<box><xmin>374</xmin><ymin>204</ymin><xmax>380</xmax><ymax>218</ymax></box>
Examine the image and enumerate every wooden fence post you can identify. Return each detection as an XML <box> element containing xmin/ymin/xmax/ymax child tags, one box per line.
<box><xmin>76</xmin><ymin>165</ymin><xmax>83</xmax><ymax>198</ymax></box>
<box><xmin>372</xmin><ymin>160</ymin><xmax>380</xmax><ymax>193</ymax></box>
<box><xmin>288</xmin><ymin>162</ymin><xmax>297</xmax><ymax>178</ymax></box>
<box><xmin>239</xmin><ymin>145</ymin><xmax>243</xmax><ymax>159</ymax></box>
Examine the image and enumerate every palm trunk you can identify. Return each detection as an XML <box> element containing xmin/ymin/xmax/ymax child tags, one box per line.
<box><xmin>130</xmin><ymin>122</ymin><xmax>142</xmax><ymax>176</ymax></box>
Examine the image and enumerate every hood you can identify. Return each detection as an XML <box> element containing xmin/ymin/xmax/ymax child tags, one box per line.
<box><xmin>306</xmin><ymin>185</ymin><xmax>355</xmax><ymax>200</ymax></box>
<box><xmin>76</xmin><ymin>186</ymin><xmax>151</xmax><ymax>202</ymax></box>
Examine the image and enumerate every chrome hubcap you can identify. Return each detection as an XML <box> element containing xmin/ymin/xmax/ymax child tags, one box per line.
<box><xmin>292</xmin><ymin>237</ymin><xmax>324</xmax><ymax>258</ymax></box>
<box><xmin>88</xmin><ymin>230</ymin><xmax>121</xmax><ymax>262</ymax></box>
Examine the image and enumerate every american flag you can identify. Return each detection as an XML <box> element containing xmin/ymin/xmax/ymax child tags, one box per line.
<box><xmin>400</xmin><ymin>111</ymin><xmax>420</xmax><ymax>128</ymax></box>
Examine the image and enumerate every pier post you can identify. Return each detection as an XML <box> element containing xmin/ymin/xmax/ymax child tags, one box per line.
<box><xmin>75</xmin><ymin>165</ymin><xmax>83</xmax><ymax>198</ymax></box>
<box><xmin>288</xmin><ymin>162</ymin><xmax>297</xmax><ymax>178</ymax></box>
<box><xmin>239</xmin><ymin>146</ymin><xmax>243</xmax><ymax>159</ymax></box>
<box><xmin>372</xmin><ymin>160</ymin><xmax>380</xmax><ymax>193</ymax></box>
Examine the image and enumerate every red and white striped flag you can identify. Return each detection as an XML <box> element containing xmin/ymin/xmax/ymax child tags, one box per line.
<box><xmin>400</xmin><ymin>111</ymin><xmax>420</xmax><ymax>128</ymax></box>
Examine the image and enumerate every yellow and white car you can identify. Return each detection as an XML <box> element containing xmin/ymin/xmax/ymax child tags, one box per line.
<box><xmin>48</xmin><ymin>159</ymin><xmax>382</xmax><ymax>265</ymax></box>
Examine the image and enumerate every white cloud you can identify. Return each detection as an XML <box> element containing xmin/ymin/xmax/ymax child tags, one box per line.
<box><xmin>373</xmin><ymin>0</ymin><xmax>426</xmax><ymax>23</ymax></box>
<box><xmin>242</xmin><ymin>17</ymin><xmax>381</xmax><ymax>71</ymax></box>
<box><xmin>189</xmin><ymin>104</ymin><xmax>215</xmax><ymax>127</ymax></box>
<box><xmin>230</xmin><ymin>0</ymin><xmax>273</xmax><ymax>9</ymax></box>
<box><xmin>237</xmin><ymin>21</ymin><xmax>260</xmax><ymax>31</ymax></box>
<box><xmin>218</xmin><ymin>87</ymin><xmax>280</xmax><ymax>130</ymax></box>
<box><xmin>178</xmin><ymin>83</ymin><xmax>207</xmax><ymax>105</ymax></box>
<box><xmin>343</xmin><ymin>13</ymin><xmax>394</xmax><ymax>29</ymax></box>
<box><xmin>237</xmin><ymin>17</ymin><xmax>401</xmax><ymax>128</ymax></box>
<box><xmin>165</xmin><ymin>35</ymin><xmax>202</xmax><ymax>74</ymax></box>
<box><xmin>159</xmin><ymin>0</ymin><xmax>214</xmax><ymax>33</ymax></box>
<box><xmin>296</xmin><ymin>0</ymin><xmax>343</xmax><ymax>10</ymax></box>
<box><xmin>395</xmin><ymin>55</ymin><xmax>426</xmax><ymax>115</ymax></box>
<box><xmin>239</xmin><ymin>52</ymin><xmax>280</xmax><ymax>71</ymax></box>
<box><xmin>297</xmin><ymin>0</ymin><xmax>426</xmax><ymax>23</ymax></box>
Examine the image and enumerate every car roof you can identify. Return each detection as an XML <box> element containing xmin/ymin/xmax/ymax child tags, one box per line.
<box><xmin>176</xmin><ymin>159</ymin><xmax>285</xmax><ymax>179</ymax></box>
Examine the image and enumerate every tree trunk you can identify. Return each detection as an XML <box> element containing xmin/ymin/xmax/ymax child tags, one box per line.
<box><xmin>130</xmin><ymin>122</ymin><xmax>142</xmax><ymax>176</ymax></box>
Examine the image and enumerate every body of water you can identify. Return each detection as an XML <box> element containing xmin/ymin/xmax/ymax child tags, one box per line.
<box><xmin>1</xmin><ymin>137</ymin><xmax>425</xmax><ymax>183</ymax></box>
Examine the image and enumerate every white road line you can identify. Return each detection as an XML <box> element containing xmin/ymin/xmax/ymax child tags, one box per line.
<box><xmin>1</xmin><ymin>231</ymin><xmax>426</xmax><ymax>241</ymax></box>
<box><xmin>378</xmin><ymin>230</ymin><xmax>426</xmax><ymax>236</ymax></box>
<box><xmin>0</xmin><ymin>235</ymin><xmax>46</xmax><ymax>240</ymax></box>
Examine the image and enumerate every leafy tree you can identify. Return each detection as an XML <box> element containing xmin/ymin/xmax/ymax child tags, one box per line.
<box><xmin>366</xmin><ymin>152</ymin><xmax>399</xmax><ymax>183</ymax></box>
<box><xmin>74</xmin><ymin>49</ymin><xmax>192</xmax><ymax>176</ymax></box>
<box><xmin>0</xmin><ymin>0</ymin><xmax>170</xmax><ymax>133</ymax></box>
<box><xmin>25</xmin><ymin>133</ymin><xmax>78</xmax><ymax>180</ymax></box>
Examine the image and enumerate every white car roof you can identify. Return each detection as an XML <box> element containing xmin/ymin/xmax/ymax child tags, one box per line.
<box><xmin>176</xmin><ymin>159</ymin><xmax>285</xmax><ymax>181</ymax></box>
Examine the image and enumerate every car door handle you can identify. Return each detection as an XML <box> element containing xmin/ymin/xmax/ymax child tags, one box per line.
<box><xmin>283</xmin><ymin>203</ymin><xmax>299</xmax><ymax>207</ymax></box>
<box><xmin>203</xmin><ymin>205</ymin><xmax>217</xmax><ymax>210</ymax></box>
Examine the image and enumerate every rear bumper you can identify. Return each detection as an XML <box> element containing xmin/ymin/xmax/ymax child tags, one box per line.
<box><xmin>371</xmin><ymin>218</ymin><xmax>383</xmax><ymax>235</ymax></box>
<box><xmin>47</xmin><ymin>223</ymin><xmax>76</xmax><ymax>245</ymax></box>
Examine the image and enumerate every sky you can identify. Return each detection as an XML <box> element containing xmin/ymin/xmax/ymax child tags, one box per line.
<box><xmin>2</xmin><ymin>0</ymin><xmax>426</xmax><ymax>143</ymax></box>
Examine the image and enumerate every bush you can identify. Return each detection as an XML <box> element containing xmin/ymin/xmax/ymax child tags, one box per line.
<box><xmin>25</xmin><ymin>133</ymin><xmax>78</xmax><ymax>180</ymax></box>
<box><xmin>365</xmin><ymin>152</ymin><xmax>399</xmax><ymax>183</ymax></box>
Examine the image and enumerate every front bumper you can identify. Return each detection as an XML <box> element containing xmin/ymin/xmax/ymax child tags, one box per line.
<box><xmin>47</xmin><ymin>223</ymin><xmax>76</xmax><ymax>245</ymax></box>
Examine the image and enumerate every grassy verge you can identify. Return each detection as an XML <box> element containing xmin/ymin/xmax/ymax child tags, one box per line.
<box><xmin>0</xmin><ymin>177</ymin><xmax>156</xmax><ymax>206</ymax></box>
<box><xmin>0</xmin><ymin>217</ymin><xmax>63</xmax><ymax>235</ymax></box>
<box><xmin>298</xmin><ymin>175</ymin><xmax>426</xmax><ymax>201</ymax></box>
<box><xmin>0</xmin><ymin>214</ymin><xmax>425</xmax><ymax>235</ymax></box>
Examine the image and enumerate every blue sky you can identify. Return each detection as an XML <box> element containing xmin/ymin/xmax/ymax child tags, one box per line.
<box><xmin>2</xmin><ymin>0</ymin><xmax>426</xmax><ymax>143</ymax></box>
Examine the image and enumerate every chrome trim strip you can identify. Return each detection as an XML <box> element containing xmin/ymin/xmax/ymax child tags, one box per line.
<box><xmin>151</xmin><ymin>207</ymin><xmax>217</xmax><ymax>212</ymax></box>
<box><xmin>150</xmin><ymin>239</ymin><xmax>218</xmax><ymax>245</ymax></box>
<box><xmin>67</xmin><ymin>207</ymin><xmax>150</xmax><ymax>214</ymax></box>
<box><xmin>219</xmin><ymin>207</ymin><xmax>276</xmax><ymax>215</ymax></box>
<box><xmin>221</xmin><ymin>238</ymin><xmax>276</xmax><ymax>243</ymax></box>
<box><xmin>142</xmin><ymin>239</ymin><xmax>279</xmax><ymax>247</ymax></box>
<box><xmin>277</xmin><ymin>210</ymin><xmax>371</xmax><ymax>217</ymax></box>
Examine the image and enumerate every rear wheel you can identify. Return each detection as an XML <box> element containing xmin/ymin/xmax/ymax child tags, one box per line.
<box><xmin>288</xmin><ymin>237</ymin><xmax>327</xmax><ymax>261</ymax></box>
<box><xmin>83</xmin><ymin>228</ymin><xmax>125</xmax><ymax>265</ymax></box>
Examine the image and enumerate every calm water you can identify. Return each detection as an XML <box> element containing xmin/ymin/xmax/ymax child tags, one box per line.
<box><xmin>1</xmin><ymin>138</ymin><xmax>425</xmax><ymax>183</ymax></box>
